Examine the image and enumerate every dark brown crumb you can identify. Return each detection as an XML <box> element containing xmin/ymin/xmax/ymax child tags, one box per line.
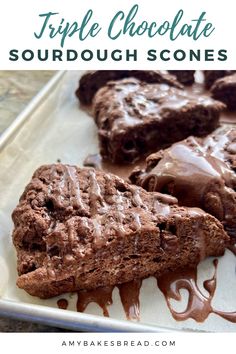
<box><xmin>12</xmin><ymin>164</ymin><xmax>228</xmax><ymax>299</ymax></box>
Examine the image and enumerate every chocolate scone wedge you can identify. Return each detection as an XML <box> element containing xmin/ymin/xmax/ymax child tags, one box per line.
<box><xmin>12</xmin><ymin>164</ymin><xmax>228</xmax><ymax>299</ymax></box>
<box><xmin>211</xmin><ymin>73</ymin><xmax>236</xmax><ymax>110</ymax></box>
<box><xmin>168</xmin><ymin>70</ymin><xmax>195</xmax><ymax>85</ymax></box>
<box><xmin>76</xmin><ymin>70</ymin><xmax>182</xmax><ymax>105</ymax></box>
<box><xmin>130</xmin><ymin>129</ymin><xmax>236</xmax><ymax>239</ymax></box>
<box><xmin>204</xmin><ymin>70</ymin><xmax>236</xmax><ymax>89</ymax></box>
<box><xmin>93</xmin><ymin>78</ymin><xmax>225</xmax><ymax>163</ymax></box>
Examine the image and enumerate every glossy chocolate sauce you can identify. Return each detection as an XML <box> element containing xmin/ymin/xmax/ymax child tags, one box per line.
<box><xmin>129</xmin><ymin>128</ymin><xmax>236</xmax><ymax>239</ymax></box>
<box><xmin>77</xmin><ymin>286</ymin><xmax>114</xmax><ymax>317</ymax></box>
<box><xmin>81</xmin><ymin>152</ymin><xmax>236</xmax><ymax>324</ymax></box>
<box><xmin>118</xmin><ymin>280</ymin><xmax>142</xmax><ymax>320</ymax></box>
<box><xmin>46</xmin><ymin>164</ymin><xmax>174</xmax><ymax>254</ymax></box>
<box><xmin>59</xmin><ymin>261</ymin><xmax>236</xmax><ymax>323</ymax></box>
<box><xmin>83</xmin><ymin>154</ymin><xmax>177</xmax><ymax>209</ymax></box>
<box><xmin>77</xmin><ymin>72</ymin><xmax>236</xmax><ymax>324</ymax></box>
<box><xmin>57</xmin><ymin>298</ymin><xmax>68</xmax><ymax>310</ymax></box>
<box><xmin>157</xmin><ymin>260</ymin><xmax>236</xmax><ymax>323</ymax></box>
<box><xmin>76</xmin><ymin>280</ymin><xmax>142</xmax><ymax>320</ymax></box>
<box><xmin>84</xmin><ymin>153</ymin><xmax>146</xmax><ymax>180</ymax></box>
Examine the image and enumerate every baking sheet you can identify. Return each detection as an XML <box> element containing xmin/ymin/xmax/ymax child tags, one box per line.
<box><xmin>0</xmin><ymin>71</ymin><xmax>235</xmax><ymax>332</ymax></box>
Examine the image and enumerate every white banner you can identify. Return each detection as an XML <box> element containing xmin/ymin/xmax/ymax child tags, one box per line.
<box><xmin>0</xmin><ymin>0</ymin><xmax>235</xmax><ymax>69</ymax></box>
<box><xmin>0</xmin><ymin>332</ymin><xmax>235</xmax><ymax>354</ymax></box>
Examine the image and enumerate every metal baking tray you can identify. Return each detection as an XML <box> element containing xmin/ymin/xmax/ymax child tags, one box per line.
<box><xmin>0</xmin><ymin>71</ymin><xmax>235</xmax><ymax>332</ymax></box>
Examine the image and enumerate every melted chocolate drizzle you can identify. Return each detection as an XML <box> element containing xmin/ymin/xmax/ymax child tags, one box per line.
<box><xmin>83</xmin><ymin>153</ymin><xmax>146</xmax><ymax>180</ymax></box>
<box><xmin>58</xmin><ymin>262</ymin><xmax>236</xmax><ymax>324</ymax></box>
<box><xmin>57</xmin><ymin>298</ymin><xmax>68</xmax><ymax>310</ymax></box>
<box><xmin>76</xmin><ymin>286</ymin><xmax>114</xmax><ymax>317</ymax></box>
<box><xmin>75</xmin><ymin>280</ymin><xmax>142</xmax><ymax>320</ymax></box>
<box><xmin>157</xmin><ymin>260</ymin><xmax>236</xmax><ymax>323</ymax></box>
<box><xmin>118</xmin><ymin>279</ymin><xmax>142</xmax><ymax>320</ymax></box>
<box><xmin>77</xmin><ymin>75</ymin><xmax>236</xmax><ymax>325</ymax></box>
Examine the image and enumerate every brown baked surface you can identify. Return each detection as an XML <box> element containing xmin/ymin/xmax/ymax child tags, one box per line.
<box><xmin>168</xmin><ymin>70</ymin><xmax>195</xmax><ymax>85</ymax></box>
<box><xmin>12</xmin><ymin>164</ymin><xmax>228</xmax><ymax>298</ymax></box>
<box><xmin>130</xmin><ymin>128</ymin><xmax>236</xmax><ymax>239</ymax></box>
<box><xmin>93</xmin><ymin>78</ymin><xmax>225</xmax><ymax>163</ymax></box>
<box><xmin>204</xmin><ymin>70</ymin><xmax>236</xmax><ymax>89</ymax></box>
<box><xmin>211</xmin><ymin>74</ymin><xmax>236</xmax><ymax>110</ymax></box>
<box><xmin>75</xmin><ymin>70</ymin><xmax>182</xmax><ymax>105</ymax></box>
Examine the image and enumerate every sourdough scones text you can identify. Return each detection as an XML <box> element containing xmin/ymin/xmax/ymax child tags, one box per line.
<box><xmin>8</xmin><ymin>5</ymin><xmax>228</xmax><ymax>63</ymax></box>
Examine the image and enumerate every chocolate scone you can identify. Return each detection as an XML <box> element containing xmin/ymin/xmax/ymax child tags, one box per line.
<box><xmin>168</xmin><ymin>70</ymin><xmax>195</xmax><ymax>85</ymax></box>
<box><xmin>211</xmin><ymin>73</ymin><xmax>236</xmax><ymax>110</ymax></box>
<box><xmin>203</xmin><ymin>127</ymin><xmax>236</xmax><ymax>170</ymax></box>
<box><xmin>12</xmin><ymin>164</ymin><xmax>228</xmax><ymax>298</ymax></box>
<box><xmin>93</xmin><ymin>78</ymin><xmax>225</xmax><ymax>163</ymax></box>
<box><xmin>130</xmin><ymin>129</ymin><xmax>236</xmax><ymax>238</ymax></box>
<box><xmin>204</xmin><ymin>70</ymin><xmax>236</xmax><ymax>89</ymax></box>
<box><xmin>76</xmin><ymin>70</ymin><xmax>182</xmax><ymax>105</ymax></box>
